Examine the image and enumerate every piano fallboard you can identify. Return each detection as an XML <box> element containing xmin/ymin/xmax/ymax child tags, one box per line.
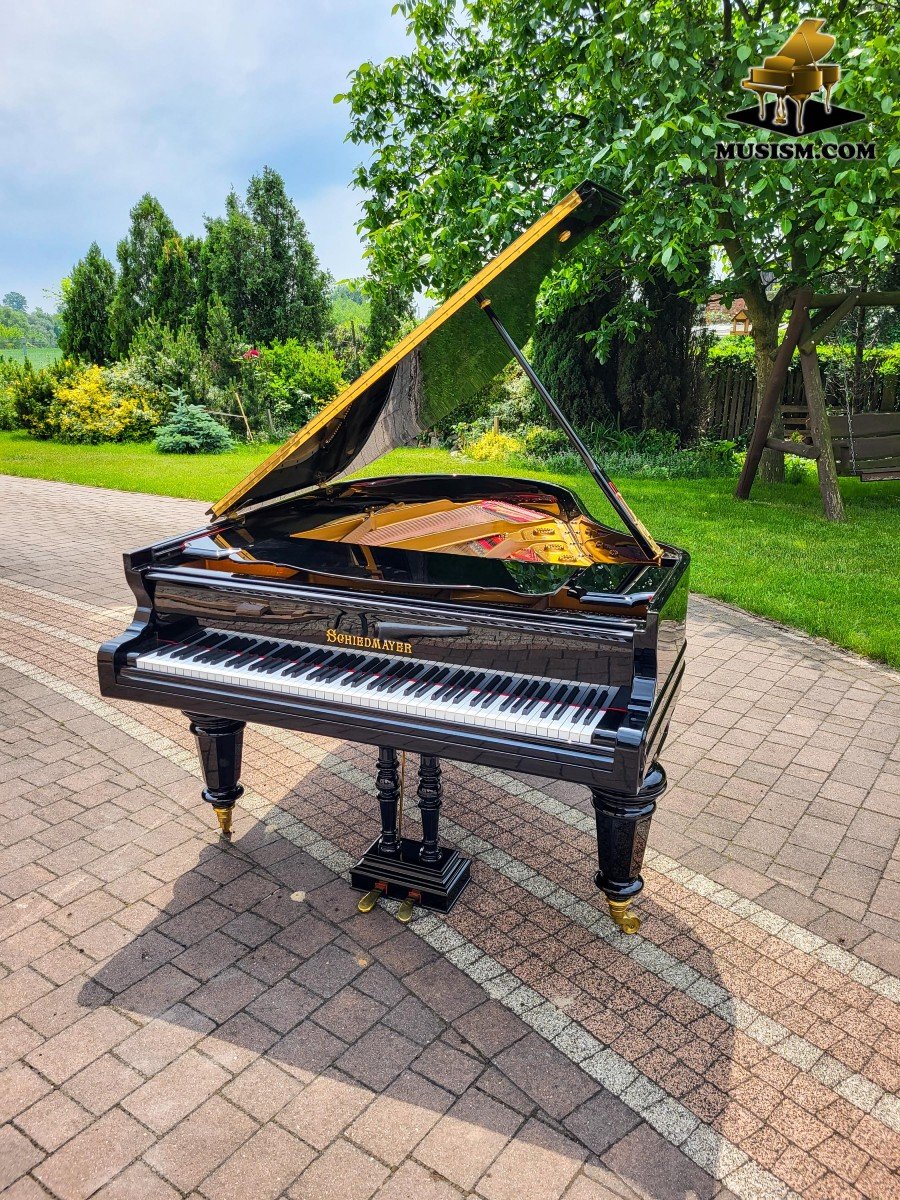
<box><xmin>148</xmin><ymin>572</ymin><xmax>637</xmax><ymax>687</ymax></box>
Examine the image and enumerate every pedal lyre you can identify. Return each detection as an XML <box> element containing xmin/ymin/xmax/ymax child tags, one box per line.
<box><xmin>357</xmin><ymin>882</ymin><xmax>387</xmax><ymax>913</ymax></box>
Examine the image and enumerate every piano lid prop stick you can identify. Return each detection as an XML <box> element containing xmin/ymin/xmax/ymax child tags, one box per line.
<box><xmin>475</xmin><ymin>293</ymin><xmax>662</xmax><ymax>562</ymax></box>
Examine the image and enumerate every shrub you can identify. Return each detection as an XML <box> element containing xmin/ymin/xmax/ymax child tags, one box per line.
<box><xmin>154</xmin><ymin>401</ymin><xmax>233</xmax><ymax>453</ymax></box>
<box><xmin>12</xmin><ymin>358</ymin><xmax>81</xmax><ymax>437</ymax></box>
<box><xmin>124</xmin><ymin>319</ymin><xmax>213</xmax><ymax>416</ymax></box>
<box><xmin>0</xmin><ymin>358</ymin><xmax>21</xmax><ymax>430</ymax></box>
<box><xmin>256</xmin><ymin>339</ymin><xmax>345</xmax><ymax>433</ymax></box>
<box><xmin>48</xmin><ymin>365</ymin><xmax>160</xmax><ymax>443</ymax></box>
<box><xmin>467</xmin><ymin>430</ymin><xmax>524</xmax><ymax>461</ymax></box>
<box><xmin>522</xmin><ymin>426</ymin><xmax>569</xmax><ymax>458</ymax></box>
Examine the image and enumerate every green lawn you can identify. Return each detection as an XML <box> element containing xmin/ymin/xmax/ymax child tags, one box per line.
<box><xmin>0</xmin><ymin>347</ymin><xmax>62</xmax><ymax>369</ymax></box>
<box><xmin>1</xmin><ymin>431</ymin><xmax>898</xmax><ymax>668</ymax></box>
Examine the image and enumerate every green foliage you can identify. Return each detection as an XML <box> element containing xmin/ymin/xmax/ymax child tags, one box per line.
<box><xmin>123</xmin><ymin>318</ymin><xmax>213</xmax><ymax>414</ymax></box>
<box><xmin>256</xmin><ymin>339</ymin><xmax>345</xmax><ymax>433</ymax></box>
<box><xmin>109</xmin><ymin>194</ymin><xmax>177</xmax><ymax>357</ymax></box>
<box><xmin>466</xmin><ymin>429</ymin><xmax>523</xmax><ymax>460</ymax></box>
<box><xmin>154</xmin><ymin>401</ymin><xmax>233</xmax><ymax>454</ymax></box>
<box><xmin>47</xmin><ymin>365</ymin><xmax>159</xmax><ymax>444</ymax></box>
<box><xmin>201</xmin><ymin>167</ymin><xmax>331</xmax><ymax>347</ymax></box>
<box><xmin>330</xmin><ymin>280</ymin><xmax>371</xmax><ymax>329</ymax></box>
<box><xmin>0</xmin><ymin>358</ymin><xmax>20</xmax><ymax>430</ymax></box>
<box><xmin>0</xmin><ymin>303</ymin><xmax>59</xmax><ymax>349</ymax></box>
<box><xmin>522</xmin><ymin>426</ymin><xmax>569</xmax><ymax>458</ymax></box>
<box><xmin>147</xmin><ymin>235</ymin><xmax>200</xmax><ymax>332</ymax></box>
<box><xmin>341</xmin><ymin>0</ymin><xmax>898</xmax><ymax>486</ymax></box>
<box><xmin>3</xmin><ymin>292</ymin><xmax>26</xmax><ymax>311</ymax></box>
<box><xmin>59</xmin><ymin>242</ymin><xmax>116</xmax><ymax>364</ymax></box>
<box><xmin>365</xmin><ymin>278</ymin><xmax>416</xmax><ymax>364</ymax></box>
<box><xmin>708</xmin><ymin>335</ymin><xmax>757</xmax><ymax>366</ymax></box>
<box><xmin>532</xmin><ymin>289</ymin><xmax>622</xmax><ymax>429</ymax></box>
<box><xmin>205</xmin><ymin>294</ymin><xmax>245</xmax><ymax>388</ymax></box>
<box><xmin>11</xmin><ymin>358</ymin><xmax>81</xmax><ymax>437</ymax></box>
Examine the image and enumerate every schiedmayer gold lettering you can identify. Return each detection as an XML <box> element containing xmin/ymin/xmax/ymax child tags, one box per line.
<box><xmin>326</xmin><ymin>628</ymin><xmax>413</xmax><ymax>655</ymax></box>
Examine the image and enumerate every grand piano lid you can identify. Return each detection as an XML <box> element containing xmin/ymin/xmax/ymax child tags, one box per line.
<box><xmin>211</xmin><ymin>181</ymin><xmax>621</xmax><ymax>519</ymax></box>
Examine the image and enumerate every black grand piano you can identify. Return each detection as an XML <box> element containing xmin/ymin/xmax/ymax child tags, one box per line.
<box><xmin>99</xmin><ymin>182</ymin><xmax>689</xmax><ymax>934</ymax></box>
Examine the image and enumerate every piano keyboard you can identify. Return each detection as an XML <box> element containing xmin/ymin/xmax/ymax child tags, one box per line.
<box><xmin>134</xmin><ymin>629</ymin><xmax>622</xmax><ymax>746</ymax></box>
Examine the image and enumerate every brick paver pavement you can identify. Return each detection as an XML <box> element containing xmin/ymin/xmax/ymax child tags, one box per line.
<box><xmin>0</xmin><ymin>475</ymin><xmax>897</xmax><ymax>1200</ymax></box>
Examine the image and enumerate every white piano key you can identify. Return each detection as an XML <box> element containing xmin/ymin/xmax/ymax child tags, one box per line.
<box><xmin>135</xmin><ymin>632</ymin><xmax>617</xmax><ymax>747</ymax></box>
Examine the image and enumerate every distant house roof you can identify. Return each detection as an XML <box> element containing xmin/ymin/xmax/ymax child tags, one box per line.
<box><xmin>705</xmin><ymin>294</ymin><xmax>747</xmax><ymax>322</ymax></box>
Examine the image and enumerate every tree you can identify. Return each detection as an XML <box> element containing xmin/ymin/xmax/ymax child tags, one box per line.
<box><xmin>3</xmin><ymin>292</ymin><xmax>26</xmax><ymax>312</ymax></box>
<box><xmin>147</xmin><ymin>235</ymin><xmax>200</xmax><ymax>332</ymax></box>
<box><xmin>202</xmin><ymin>168</ymin><xmax>331</xmax><ymax>346</ymax></box>
<box><xmin>59</xmin><ymin>243</ymin><xmax>116</xmax><ymax>364</ymax></box>
<box><xmin>365</xmin><ymin>277</ymin><xmax>415</xmax><ymax>365</ymax></box>
<box><xmin>110</xmin><ymin>194</ymin><xmax>177</xmax><ymax>357</ymax></box>
<box><xmin>341</xmin><ymin>1</ymin><xmax>898</xmax><ymax>479</ymax></box>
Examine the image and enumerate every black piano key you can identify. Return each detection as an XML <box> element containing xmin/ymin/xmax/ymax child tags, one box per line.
<box><xmin>445</xmin><ymin>671</ymin><xmax>483</xmax><ymax>704</ymax></box>
<box><xmin>520</xmin><ymin>680</ymin><xmax>552</xmax><ymax>715</ymax></box>
<box><xmin>154</xmin><ymin>628</ymin><xmax>210</xmax><ymax>659</ymax></box>
<box><xmin>254</xmin><ymin>645</ymin><xmax>316</xmax><ymax>675</ymax></box>
<box><xmin>308</xmin><ymin>652</ymin><xmax>352</xmax><ymax>682</ymax></box>
<box><xmin>508</xmin><ymin>678</ymin><xmax>542</xmax><ymax>714</ymax></box>
<box><xmin>394</xmin><ymin>664</ymin><xmax>430</xmax><ymax>694</ymax></box>
<box><xmin>282</xmin><ymin>648</ymin><xmax>329</xmax><ymax>677</ymax></box>
<box><xmin>410</xmin><ymin>665</ymin><xmax>450</xmax><ymax>697</ymax></box>
<box><xmin>368</xmin><ymin>660</ymin><xmax>407</xmax><ymax>691</ymax></box>
<box><xmin>431</xmin><ymin>668</ymin><xmax>467</xmax><ymax>702</ymax></box>
<box><xmin>537</xmin><ymin>682</ymin><xmax>568</xmax><ymax>718</ymax></box>
<box><xmin>218</xmin><ymin>638</ymin><xmax>268</xmax><ymax>668</ymax></box>
<box><xmin>469</xmin><ymin>673</ymin><xmax>501</xmax><ymax>705</ymax></box>
<box><xmin>498</xmin><ymin>679</ymin><xmax>530</xmax><ymax>713</ymax></box>
<box><xmin>346</xmin><ymin>657</ymin><xmax>388</xmax><ymax>687</ymax></box>
<box><xmin>404</xmin><ymin>663</ymin><xmax>440</xmax><ymax>696</ymax></box>
<box><xmin>384</xmin><ymin>662</ymin><xmax>421</xmax><ymax>693</ymax></box>
<box><xmin>192</xmin><ymin>636</ymin><xmax>247</xmax><ymax>664</ymax></box>
<box><xmin>575</xmin><ymin>687</ymin><xmax>604</xmax><ymax>723</ymax></box>
<box><xmin>168</xmin><ymin>631</ymin><xmax>227</xmax><ymax>660</ymax></box>
<box><xmin>480</xmin><ymin>675</ymin><xmax>513</xmax><ymax>707</ymax></box>
<box><xmin>435</xmin><ymin>669</ymin><xmax>475</xmax><ymax>703</ymax></box>
<box><xmin>549</xmin><ymin>684</ymin><xmax>578</xmax><ymax>720</ymax></box>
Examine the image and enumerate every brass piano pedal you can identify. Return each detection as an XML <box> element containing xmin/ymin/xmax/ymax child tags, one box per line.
<box><xmin>357</xmin><ymin>882</ymin><xmax>387</xmax><ymax>913</ymax></box>
<box><xmin>396</xmin><ymin>890</ymin><xmax>421</xmax><ymax>923</ymax></box>
<box><xmin>607</xmin><ymin>898</ymin><xmax>641</xmax><ymax>935</ymax></box>
<box><xmin>213</xmin><ymin>805</ymin><xmax>234</xmax><ymax>838</ymax></box>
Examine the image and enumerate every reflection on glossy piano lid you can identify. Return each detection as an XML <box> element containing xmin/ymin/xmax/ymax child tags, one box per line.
<box><xmin>211</xmin><ymin>182</ymin><xmax>621</xmax><ymax>518</ymax></box>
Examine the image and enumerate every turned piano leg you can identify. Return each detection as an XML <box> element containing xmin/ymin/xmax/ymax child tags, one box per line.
<box><xmin>591</xmin><ymin>763</ymin><xmax>667</xmax><ymax>934</ymax></box>
<box><xmin>417</xmin><ymin>754</ymin><xmax>443</xmax><ymax>866</ymax></box>
<box><xmin>358</xmin><ymin>746</ymin><xmax>401</xmax><ymax>912</ymax></box>
<box><xmin>184</xmin><ymin>712</ymin><xmax>245</xmax><ymax>838</ymax></box>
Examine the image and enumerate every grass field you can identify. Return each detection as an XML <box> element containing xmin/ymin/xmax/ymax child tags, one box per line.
<box><xmin>1</xmin><ymin>431</ymin><xmax>898</xmax><ymax>668</ymax></box>
<box><xmin>0</xmin><ymin>347</ymin><xmax>62</xmax><ymax>369</ymax></box>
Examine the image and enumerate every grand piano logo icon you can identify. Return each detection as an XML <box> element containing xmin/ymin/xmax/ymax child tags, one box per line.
<box><xmin>726</xmin><ymin>18</ymin><xmax>865</xmax><ymax>136</ymax></box>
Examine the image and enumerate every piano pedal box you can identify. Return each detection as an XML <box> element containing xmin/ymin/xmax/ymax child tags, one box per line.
<box><xmin>350</xmin><ymin>837</ymin><xmax>471</xmax><ymax>914</ymax></box>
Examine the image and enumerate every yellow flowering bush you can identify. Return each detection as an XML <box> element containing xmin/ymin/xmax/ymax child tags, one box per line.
<box><xmin>466</xmin><ymin>430</ymin><xmax>523</xmax><ymax>462</ymax></box>
<box><xmin>47</xmin><ymin>365</ymin><xmax>160</xmax><ymax>443</ymax></box>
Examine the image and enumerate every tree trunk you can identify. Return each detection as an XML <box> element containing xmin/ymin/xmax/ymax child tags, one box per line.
<box><xmin>750</xmin><ymin>311</ymin><xmax>785</xmax><ymax>483</ymax></box>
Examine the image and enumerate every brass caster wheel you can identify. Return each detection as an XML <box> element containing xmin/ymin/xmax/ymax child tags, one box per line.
<box><xmin>607</xmin><ymin>899</ymin><xmax>641</xmax><ymax>934</ymax></box>
<box><xmin>213</xmin><ymin>805</ymin><xmax>234</xmax><ymax>838</ymax></box>
<box><xmin>357</xmin><ymin>883</ymin><xmax>387</xmax><ymax>913</ymax></box>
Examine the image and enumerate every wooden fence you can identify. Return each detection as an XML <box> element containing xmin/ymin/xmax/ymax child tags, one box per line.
<box><xmin>705</xmin><ymin>365</ymin><xmax>897</xmax><ymax>441</ymax></box>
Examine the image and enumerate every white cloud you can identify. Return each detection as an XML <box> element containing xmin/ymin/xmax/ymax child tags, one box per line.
<box><xmin>0</xmin><ymin>0</ymin><xmax>404</xmax><ymax>306</ymax></box>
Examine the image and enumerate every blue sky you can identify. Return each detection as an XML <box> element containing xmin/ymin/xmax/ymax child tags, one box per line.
<box><xmin>0</xmin><ymin>1</ymin><xmax>408</xmax><ymax>310</ymax></box>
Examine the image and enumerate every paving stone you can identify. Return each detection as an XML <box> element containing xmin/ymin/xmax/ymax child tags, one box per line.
<box><xmin>3</xmin><ymin>479</ymin><xmax>900</xmax><ymax>1200</ymax></box>
<box><xmin>289</xmin><ymin>1137</ymin><xmax>390</xmax><ymax>1200</ymax></box>
<box><xmin>414</xmin><ymin>1087</ymin><xmax>522</xmax><ymax>1191</ymax></box>
<box><xmin>32</xmin><ymin>1108</ymin><xmax>155</xmax><ymax>1200</ymax></box>
<box><xmin>477</xmin><ymin>1118</ymin><xmax>585</xmax><ymax>1200</ymax></box>
<box><xmin>143</xmin><ymin>1095</ymin><xmax>257</xmax><ymax>1191</ymax></box>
